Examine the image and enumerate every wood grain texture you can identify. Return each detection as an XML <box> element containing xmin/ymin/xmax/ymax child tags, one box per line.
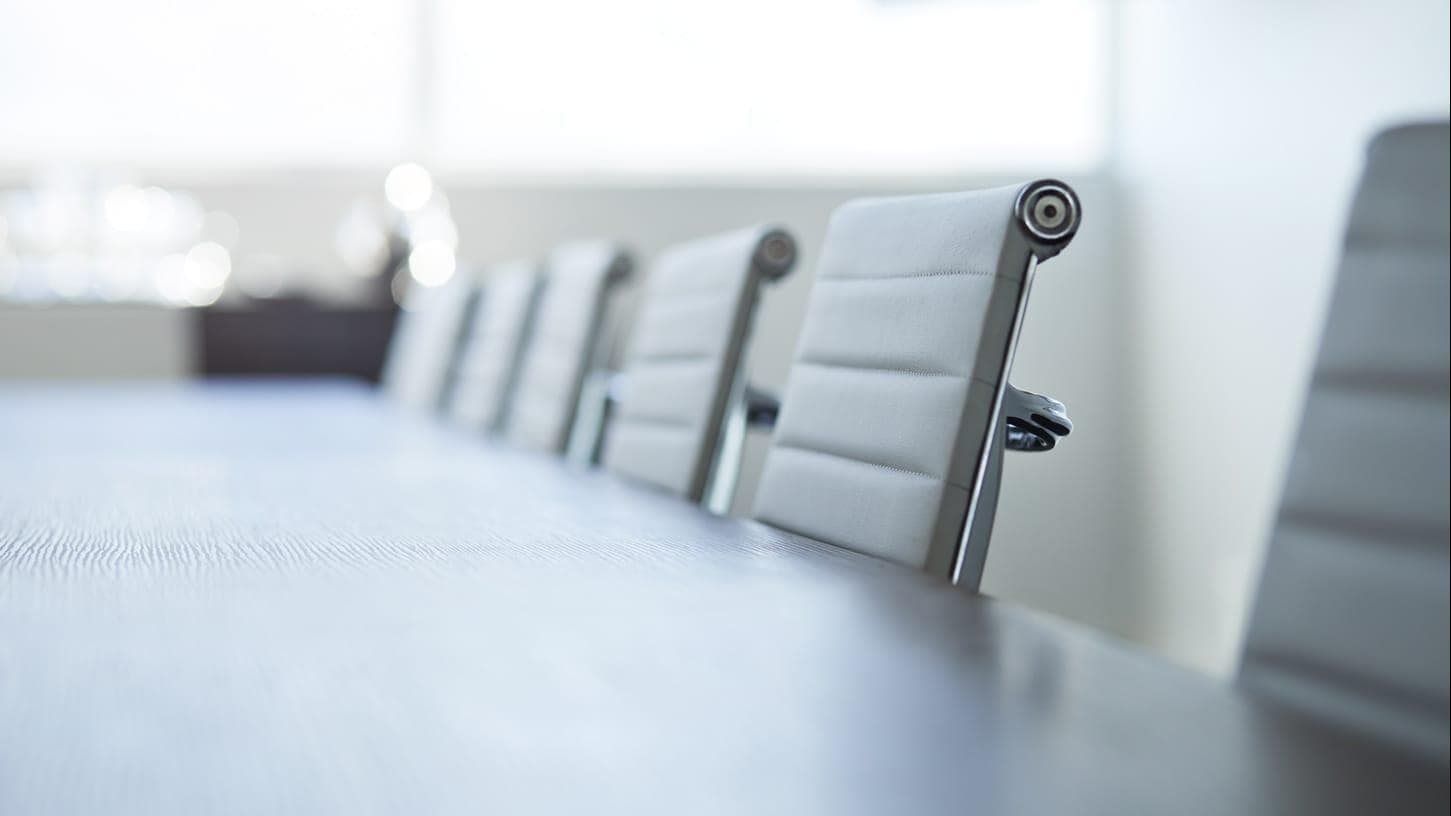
<box><xmin>1</xmin><ymin>381</ymin><xmax>1445</xmax><ymax>815</ymax></box>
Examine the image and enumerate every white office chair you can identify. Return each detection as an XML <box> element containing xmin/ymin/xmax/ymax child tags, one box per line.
<box><xmin>379</xmin><ymin>268</ymin><xmax>480</xmax><ymax>412</ymax></box>
<box><xmin>752</xmin><ymin>181</ymin><xmax>1081</xmax><ymax>589</ymax></box>
<box><xmin>447</xmin><ymin>260</ymin><xmax>543</xmax><ymax>433</ymax></box>
<box><xmin>507</xmin><ymin>241</ymin><xmax>632</xmax><ymax>455</ymax></box>
<box><xmin>1239</xmin><ymin>122</ymin><xmax>1450</xmax><ymax>761</ymax></box>
<box><xmin>602</xmin><ymin>225</ymin><xmax>796</xmax><ymax>509</ymax></box>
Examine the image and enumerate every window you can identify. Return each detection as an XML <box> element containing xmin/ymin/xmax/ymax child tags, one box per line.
<box><xmin>432</xmin><ymin>0</ymin><xmax>1109</xmax><ymax>175</ymax></box>
<box><xmin>0</xmin><ymin>0</ymin><xmax>413</xmax><ymax>165</ymax></box>
<box><xmin>2</xmin><ymin>0</ymin><xmax>1107</xmax><ymax>174</ymax></box>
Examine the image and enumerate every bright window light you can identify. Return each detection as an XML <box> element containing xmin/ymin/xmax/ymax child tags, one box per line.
<box><xmin>1</xmin><ymin>0</ymin><xmax>1107</xmax><ymax>175</ymax></box>
<box><xmin>433</xmin><ymin>0</ymin><xmax>1109</xmax><ymax>176</ymax></box>
<box><xmin>0</xmin><ymin>0</ymin><xmax>413</xmax><ymax>165</ymax></box>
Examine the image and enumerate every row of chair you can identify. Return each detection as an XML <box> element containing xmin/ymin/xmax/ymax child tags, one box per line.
<box><xmin>383</xmin><ymin>122</ymin><xmax>1450</xmax><ymax>762</ymax></box>
<box><xmin>382</xmin><ymin>179</ymin><xmax>1084</xmax><ymax>589</ymax></box>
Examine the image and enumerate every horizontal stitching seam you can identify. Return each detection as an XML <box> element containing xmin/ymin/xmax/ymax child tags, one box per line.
<box><xmin>1241</xmin><ymin>651</ymin><xmax>1449</xmax><ymax>722</ymax></box>
<box><xmin>817</xmin><ymin>268</ymin><xmax>1005</xmax><ymax>282</ymax></box>
<box><xmin>647</xmin><ymin>282</ymin><xmax>739</xmax><ymax>301</ymax></box>
<box><xmin>796</xmin><ymin>358</ymin><xmax>960</xmax><ymax>379</ymax></box>
<box><xmin>1276</xmin><ymin>505</ymin><xmax>1447</xmax><ymax>552</ymax></box>
<box><xmin>1341</xmin><ymin>235</ymin><xmax>1450</xmax><ymax>253</ymax></box>
<box><xmin>794</xmin><ymin>359</ymin><xmax>997</xmax><ymax>388</ymax></box>
<box><xmin>1312</xmin><ymin>368</ymin><xmax>1450</xmax><ymax>397</ymax></box>
<box><xmin>772</xmin><ymin>442</ymin><xmax>941</xmax><ymax>482</ymax></box>
<box><xmin>615</xmin><ymin>414</ymin><xmax>696</xmax><ymax>429</ymax></box>
<box><xmin>627</xmin><ymin>351</ymin><xmax>717</xmax><ymax>366</ymax></box>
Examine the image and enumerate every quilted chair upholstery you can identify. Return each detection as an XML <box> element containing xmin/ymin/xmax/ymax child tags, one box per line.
<box><xmin>1240</xmin><ymin>122</ymin><xmax>1450</xmax><ymax>761</ymax></box>
<box><xmin>447</xmin><ymin>260</ymin><xmax>542</xmax><ymax>432</ymax></box>
<box><xmin>752</xmin><ymin>182</ymin><xmax>1080</xmax><ymax>581</ymax></box>
<box><xmin>380</xmin><ymin>269</ymin><xmax>479</xmax><ymax>412</ymax></box>
<box><xmin>508</xmin><ymin>241</ymin><xmax>632</xmax><ymax>453</ymax></box>
<box><xmin>603</xmin><ymin>226</ymin><xmax>795</xmax><ymax>501</ymax></box>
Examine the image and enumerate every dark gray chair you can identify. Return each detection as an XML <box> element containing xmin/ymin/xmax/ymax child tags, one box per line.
<box><xmin>508</xmin><ymin>241</ymin><xmax>632</xmax><ymax>454</ymax></box>
<box><xmin>1239</xmin><ymin>122</ymin><xmax>1450</xmax><ymax>761</ymax></box>
<box><xmin>447</xmin><ymin>260</ymin><xmax>542</xmax><ymax>432</ymax></box>
<box><xmin>380</xmin><ymin>269</ymin><xmax>479</xmax><ymax>412</ymax></box>
<box><xmin>752</xmin><ymin>181</ymin><xmax>1081</xmax><ymax>589</ymax></box>
<box><xmin>602</xmin><ymin>225</ymin><xmax>795</xmax><ymax>506</ymax></box>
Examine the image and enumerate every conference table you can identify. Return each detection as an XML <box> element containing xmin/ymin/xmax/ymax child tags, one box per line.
<box><xmin>1</xmin><ymin>380</ymin><xmax>1444</xmax><ymax>814</ymax></box>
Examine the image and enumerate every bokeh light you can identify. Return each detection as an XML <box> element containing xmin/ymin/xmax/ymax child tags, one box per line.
<box><xmin>407</xmin><ymin>240</ymin><xmax>456</xmax><ymax>287</ymax></box>
<box><xmin>384</xmin><ymin>163</ymin><xmax>434</xmax><ymax>212</ymax></box>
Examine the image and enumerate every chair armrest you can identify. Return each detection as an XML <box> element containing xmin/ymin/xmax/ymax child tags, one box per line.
<box><xmin>1003</xmin><ymin>384</ymin><xmax>1072</xmax><ymax>453</ymax></box>
<box><xmin>744</xmin><ymin>385</ymin><xmax>780</xmax><ymax>428</ymax></box>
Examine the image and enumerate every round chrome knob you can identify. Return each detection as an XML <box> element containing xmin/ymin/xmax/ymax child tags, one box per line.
<box><xmin>1015</xmin><ymin>181</ymin><xmax>1081</xmax><ymax>245</ymax></box>
<box><xmin>753</xmin><ymin>228</ymin><xmax>798</xmax><ymax>279</ymax></box>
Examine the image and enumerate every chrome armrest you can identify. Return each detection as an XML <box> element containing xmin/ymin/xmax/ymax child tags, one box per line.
<box><xmin>955</xmin><ymin>180</ymin><xmax>1081</xmax><ymax>591</ymax></box>
<box><xmin>1003</xmin><ymin>385</ymin><xmax>1072</xmax><ymax>453</ymax></box>
<box><xmin>564</xmin><ymin>367</ymin><xmax>618</xmax><ymax>466</ymax></box>
<box><xmin>744</xmin><ymin>386</ymin><xmax>781</xmax><ymax>428</ymax></box>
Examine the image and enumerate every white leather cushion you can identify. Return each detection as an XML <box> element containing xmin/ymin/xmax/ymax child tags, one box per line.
<box><xmin>508</xmin><ymin>242</ymin><xmax>628</xmax><ymax>453</ymax></box>
<box><xmin>753</xmin><ymin>186</ymin><xmax>1034</xmax><ymax>571</ymax></box>
<box><xmin>1241</xmin><ymin>122</ymin><xmax>1450</xmax><ymax>761</ymax></box>
<box><xmin>380</xmin><ymin>269</ymin><xmax>479</xmax><ymax>412</ymax></box>
<box><xmin>603</xmin><ymin>226</ymin><xmax>780</xmax><ymax>500</ymax></box>
<box><xmin>448</xmin><ymin>261</ymin><xmax>541</xmax><ymax>432</ymax></box>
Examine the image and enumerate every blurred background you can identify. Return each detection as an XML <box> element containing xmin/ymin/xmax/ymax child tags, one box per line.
<box><xmin>1</xmin><ymin>0</ymin><xmax>1446</xmax><ymax>676</ymax></box>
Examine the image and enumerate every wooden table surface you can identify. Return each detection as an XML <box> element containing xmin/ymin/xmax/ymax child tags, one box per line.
<box><xmin>1</xmin><ymin>381</ymin><xmax>1445</xmax><ymax>814</ymax></box>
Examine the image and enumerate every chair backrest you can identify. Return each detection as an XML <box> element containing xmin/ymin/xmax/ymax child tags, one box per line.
<box><xmin>507</xmin><ymin>241</ymin><xmax>632</xmax><ymax>453</ymax></box>
<box><xmin>603</xmin><ymin>226</ymin><xmax>795</xmax><ymax>501</ymax></box>
<box><xmin>447</xmin><ymin>260</ymin><xmax>542</xmax><ymax>432</ymax></box>
<box><xmin>379</xmin><ymin>268</ymin><xmax>479</xmax><ymax>411</ymax></box>
<box><xmin>1239</xmin><ymin>122</ymin><xmax>1450</xmax><ymax>761</ymax></box>
<box><xmin>752</xmin><ymin>182</ymin><xmax>1078</xmax><ymax>577</ymax></box>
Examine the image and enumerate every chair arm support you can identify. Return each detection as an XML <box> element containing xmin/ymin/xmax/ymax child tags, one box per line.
<box><xmin>1002</xmin><ymin>384</ymin><xmax>1072</xmax><ymax>453</ymax></box>
<box><xmin>744</xmin><ymin>385</ymin><xmax>780</xmax><ymax>428</ymax></box>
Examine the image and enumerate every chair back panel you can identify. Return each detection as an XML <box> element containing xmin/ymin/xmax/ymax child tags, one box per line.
<box><xmin>448</xmin><ymin>261</ymin><xmax>541</xmax><ymax>432</ymax></box>
<box><xmin>380</xmin><ymin>270</ymin><xmax>479</xmax><ymax>411</ymax></box>
<box><xmin>1240</xmin><ymin>122</ymin><xmax>1450</xmax><ymax>761</ymax></box>
<box><xmin>508</xmin><ymin>242</ymin><xmax>630</xmax><ymax>453</ymax></box>
<box><xmin>604</xmin><ymin>226</ymin><xmax>793</xmax><ymax>500</ymax></box>
<box><xmin>752</xmin><ymin>186</ymin><xmax>1050</xmax><ymax>573</ymax></box>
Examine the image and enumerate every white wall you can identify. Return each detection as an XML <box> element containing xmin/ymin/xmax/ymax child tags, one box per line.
<box><xmin>1115</xmin><ymin>0</ymin><xmax>1450</xmax><ymax>674</ymax></box>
